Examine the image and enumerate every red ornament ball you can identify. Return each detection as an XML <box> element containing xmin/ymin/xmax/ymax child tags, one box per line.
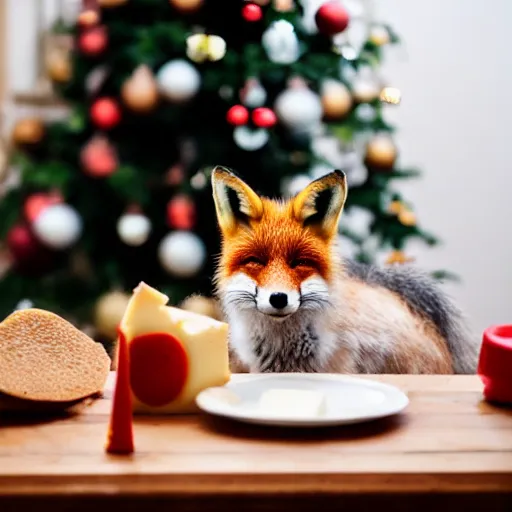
<box><xmin>242</xmin><ymin>3</ymin><xmax>263</xmax><ymax>22</ymax></box>
<box><xmin>166</xmin><ymin>195</ymin><xmax>196</xmax><ymax>230</ymax></box>
<box><xmin>78</xmin><ymin>25</ymin><xmax>108</xmax><ymax>56</ymax></box>
<box><xmin>90</xmin><ymin>97</ymin><xmax>121</xmax><ymax>130</ymax></box>
<box><xmin>24</xmin><ymin>192</ymin><xmax>63</xmax><ymax>223</ymax></box>
<box><xmin>315</xmin><ymin>1</ymin><xmax>350</xmax><ymax>35</ymax></box>
<box><xmin>226</xmin><ymin>105</ymin><xmax>249</xmax><ymax>126</ymax></box>
<box><xmin>252</xmin><ymin>107</ymin><xmax>277</xmax><ymax>128</ymax></box>
<box><xmin>6</xmin><ymin>223</ymin><xmax>53</xmax><ymax>274</ymax></box>
<box><xmin>81</xmin><ymin>135</ymin><xmax>118</xmax><ymax>177</ymax></box>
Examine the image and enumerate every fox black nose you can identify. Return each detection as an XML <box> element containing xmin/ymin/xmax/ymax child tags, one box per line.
<box><xmin>269</xmin><ymin>292</ymin><xmax>288</xmax><ymax>309</ymax></box>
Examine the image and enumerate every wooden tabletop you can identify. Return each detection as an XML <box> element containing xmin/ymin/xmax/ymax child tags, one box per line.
<box><xmin>1</xmin><ymin>372</ymin><xmax>512</xmax><ymax>511</ymax></box>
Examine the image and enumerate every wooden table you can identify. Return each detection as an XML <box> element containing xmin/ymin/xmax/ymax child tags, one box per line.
<box><xmin>1</xmin><ymin>372</ymin><xmax>512</xmax><ymax>511</ymax></box>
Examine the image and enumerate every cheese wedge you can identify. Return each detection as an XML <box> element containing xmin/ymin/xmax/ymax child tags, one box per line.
<box><xmin>117</xmin><ymin>281</ymin><xmax>231</xmax><ymax>414</ymax></box>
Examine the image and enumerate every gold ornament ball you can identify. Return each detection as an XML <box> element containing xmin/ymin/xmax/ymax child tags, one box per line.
<box><xmin>94</xmin><ymin>291</ymin><xmax>131</xmax><ymax>341</ymax></box>
<box><xmin>321</xmin><ymin>80</ymin><xmax>352</xmax><ymax>120</ymax></box>
<box><xmin>98</xmin><ymin>0</ymin><xmax>128</xmax><ymax>7</ymax></box>
<box><xmin>11</xmin><ymin>118</ymin><xmax>45</xmax><ymax>147</ymax></box>
<box><xmin>46</xmin><ymin>50</ymin><xmax>72</xmax><ymax>83</ymax></box>
<box><xmin>364</xmin><ymin>135</ymin><xmax>397</xmax><ymax>170</ymax></box>
<box><xmin>388</xmin><ymin>200</ymin><xmax>403</xmax><ymax>215</ymax></box>
<box><xmin>398</xmin><ymin>210</ymin><xmax>417</xmax><ymax>227</ymax></box>
<box><xmin>180</xmin><ymin>295</ymin><xmax>223</xmax><ymax>321</ymax></box>
<box><xmin>121</xmin><ymin>65</ymin><xmax>159</xmax><ymax>113</ymax></box>
<box><xmin>169</xmin><ymin>0</ymin><xmax>204</xmax><ymax>13</ymax></box>
<box><xmin>369</xmin><ymin>25</ymin><xmax>391</xmax><ymax>46</ymax></box>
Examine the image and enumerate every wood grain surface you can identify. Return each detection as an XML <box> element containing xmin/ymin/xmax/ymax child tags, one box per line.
<box><xmin>1</xmin><ymin>372</ymin><xmax>512</xmax><ymax>511</ymax></box>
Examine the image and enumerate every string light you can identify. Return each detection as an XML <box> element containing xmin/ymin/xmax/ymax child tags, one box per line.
<box><xmin>380</xmin><ymin>86</ymin><xmax>401</xmax><ymax>105</ymax></box>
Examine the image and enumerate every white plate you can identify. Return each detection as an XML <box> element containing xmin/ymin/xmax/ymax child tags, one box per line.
<box><xmin>195</xmin><ymin>373</ymin><xmax>409</xmax><ymax>427</ymax></box>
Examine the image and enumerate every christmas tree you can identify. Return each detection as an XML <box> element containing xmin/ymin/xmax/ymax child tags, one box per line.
<box><xmin>0</xmin><ymin>0</ymin><xmax>452</xmax><ymax>344</ymax></box>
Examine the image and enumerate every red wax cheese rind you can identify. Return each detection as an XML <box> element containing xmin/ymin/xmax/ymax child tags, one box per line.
<box><xmin>129</xmin><ymin>332</ymin><xmax>189</xmax><ymax>407</ymax></box>
<box><xmin>478</xmin><ymin>324</ymin><xmax>512</xmax><ymax>404</ymax></box>
<box><xmin>105</xmin><ymin>327</ymin><xmax>134</xmax><ymax>455</ymax></box>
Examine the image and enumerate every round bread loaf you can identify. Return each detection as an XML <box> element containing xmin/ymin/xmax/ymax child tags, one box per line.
<box><xmin>0</xmin><ymin>308</ymin><xmax>110</xmax><ymax>403</ymax></box>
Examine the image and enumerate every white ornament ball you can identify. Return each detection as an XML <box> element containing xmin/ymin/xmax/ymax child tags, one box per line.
<box><xmin>242</xmin><ymin>81</ymin><xmax>267</xmax><ymax>108</ymax></box>
<box><xmin>117</xmin><ymin>213</ymin><xmax>151</xmax><ymax>246</ymax></box>
<box><xmin>33</xmin><ymin>203</ymin><xmax>82</xmax><ymax>250</ymax></box>
<box><xmin>274</xmin><ymin>87</ymin><xmax>323</xmax><ymax>132</ymax></box>
<box><xmin>282</xmin><ymin>174</ymin><xmax>312</xmax><ymax>197</ymax></box>
<box><xmin>156</xmin><ymin>59</ymin><xmax>201</xmax><ymax>102</ymax></box>
<box><xmin>262</xmin><ymin>20</ymin><xmax>301</xmax><ymax>64</ymax></box>
<box><xmin>158</xmin><ymin>230</ymin><xmax>206</xmax><ymax>278</ymax></box>
<box><xmin>233</xmin><ymin>126</ymin><xmax>269</xmax><ymax>151</ymax></box>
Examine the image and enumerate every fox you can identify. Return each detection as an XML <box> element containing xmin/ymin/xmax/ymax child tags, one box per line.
<box><xmin>210</xmin><ymin>165</ymin><xmax>481</xmax><ymax>375</ymax></box>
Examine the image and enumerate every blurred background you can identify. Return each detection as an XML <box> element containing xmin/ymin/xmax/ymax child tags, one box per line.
<box><xmin>0</xmin><ymin>0</ymin><xmax>510</xmax><ymax>353</ymax></box>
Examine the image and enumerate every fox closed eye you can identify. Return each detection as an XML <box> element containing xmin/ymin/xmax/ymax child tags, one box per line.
<box><xmin>290</xmin><ymin>258</ymin><xmax>316</xmax><ymax>269</ymax></box>
<box><xmin>240</xmin><ymin>256</ymin><xmax>265</xmax><ymax>267</ymax></box>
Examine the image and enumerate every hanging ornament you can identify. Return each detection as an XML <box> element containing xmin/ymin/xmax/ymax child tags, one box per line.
<box><xmin>186</xmin><ymin>34</ymin><xmax>227</xmax><ymax>63</ymax></box>
<box><xmin>240</xmin><ymin>78</ymin><xmax>267</xmax><ymax>108</ymax></box>
<box><xmin>274</xmin><ymin>0</ymin><xmax>293</xmax><ymax>11</ymax></box>
<box><xmin>99</xmin><ymin>0</ymin><xmax>128</xmax><ymax>7</ymax></box>
<box><xmin>233</xmin><ymin>126</ymin><xmax>269</xmax><ymax>151</ymax></box>
<box><xmin>340</xmin><ymin>206</ymin><xmax>373</xmax><ymax>238</ymax></box>
<box><xmin>352</xmin><ymin>67</ymin><xmax>381</xmax><ymax>103</ymax></box>
<box><xmin>274</xmin><ymin>84</ymin><xmax>323</xmax><ymax>133</ymax></box>
<box><xmin>282</xmin><ymin>174</ymin><xmax>312</xmax><ymax>197</ymax></box>
<box><xmin>262</xmin><ymin>20</ymin><xmax>301</xmax><ymax>64</ymax></box>
<box><xmin>321</xmin><ymin>79</ymin><xmax>352</xmax><ymax>119</ymax></box>
<box><xmin>117</xmin><ymin>213</ymin><xmax>151</xmax><ymax>246</ymax></box>
<box><xmin>11</xmin><ymin>118</ymin><xmax>45</xmax><ymax>148</ymax></box>
<box><xmin>46</xmin><ymin>46</ymin><xmax>72</xmax><ymax>83</ymax></box>
<box><xmin>252</xmin><ymin>107</ymin><xmax>277</xmax><ymax>128</ymax></box>
<box><xmin>90</xmin><ymin>97</ymin><xmax>122</xmax><ymax>130</ymax></box>
<box><xmin>78</xmin><ymin>25</ymin><xmax>108</xmax><ymax>56</ymax></box>
<box><xmin>226</xmin><ymin>105</ymin><xmax>249</xmax><ymax>126</ymax></box>
<box><xmin>388</xmin><ymin>200</ymin><xmax>404</xmax><ymax>215</ymax></box>
<box><xmin>165</xmin><ymin>164</ymin><xmax>185</xmax><ymax>186</ymax></box>
<box><xmin>180</xmin><ymin>295</ymin><xmax>223</xmax><ymax>321</ymax></box>
<box><xmin>158</xmin><ymin>231</ymin><xmax>206</xmax><ymax>278</ymax></box>
<box><xmin>24</xmin><ymin>192</ymin><xmax>63</xmax><ymax>223</ymax></box>
<box><xmin>6</xmin><ymin>223</ymin><xmax>52</xmax><ymax>272</ymax></box>
<box><xmin>190</xmin><ymin>170</ymin><xmax>207</xmax><ymax>190</ymax></box>
<box><xmin>166</xmin><ymin>195</ymin><xmax>196</xmax><ymax>230</ymax></box>
<box><xmin>169</xmin><ymin>0</ymin><xmax>204</xmax><ymax>13</ymax></box>
<box><xmin>242</xmin><ymin>3</ymin><xmax>263</xmax><ymax>21</ymax></box>
<box><xmin>157</xmin><ymin>59</ymin><xmax>201</xmax><ymax>102</ymax></box>
<box><xmin>80</xmin><ymin>135</ymin><xmax>118</xmax><ymax>178</ymax></box>
<box><xmin>94</xmin><ymin>291</ymin><xmax>131</xmax><ymax>341</ymax></box>
<box><xmin>121</xmin><ymin>65</ymin><xmax>159</xmax><ymax>113</ymax></box>
<box><xmin>32</xmin><ymin>204</ymin><xmax>83</xmax><ymax>250</ymax></box>
<box><xmin>315</xmin><ymin>1</ymin><xmax>350</xmax><ymax>36</ymax></box>
<box><xmin>369</xmin><ymin>25</ymin><xmax>391</xmax><ymax>46</ymax></box>
<box><xmin>386</xmin><ymin>250</ymin><xmax>414</xmax><ymax>265</ymax></box>
<box><xmin>364</xmin><ymin>134</ymin><xmax>398</xmax><ymax>171</ymax></box>
<box><xmin>398</xmin><ymin>209</ymin><xmax>417</xmax><ymax>227</ymax></box>
<box><xmin>78</xmin><ymin>0</ymin><xmax>100</xmax><ymax>27</ymax></box>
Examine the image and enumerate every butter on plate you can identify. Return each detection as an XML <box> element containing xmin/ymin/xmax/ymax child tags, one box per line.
<box><xmin>257</xmin><ymin>388</ymin><xmax>327</xmax><ymax>418</ymax></box>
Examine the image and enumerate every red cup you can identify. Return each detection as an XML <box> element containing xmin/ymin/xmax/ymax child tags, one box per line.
<box><xmin>478</xmin><ymin>324</ymin><xmax>512</xmax><ymax>404</ymax></box>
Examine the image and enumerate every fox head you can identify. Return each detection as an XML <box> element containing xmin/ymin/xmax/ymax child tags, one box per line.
<box><xmin>211</xmin><ymin>166</ymin><xmax>347</xmax><ymax>320</ymax></box>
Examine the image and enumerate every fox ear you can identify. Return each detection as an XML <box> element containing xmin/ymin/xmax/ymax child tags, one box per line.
<box><xmin>211</xmin><ymin>166</ymin><xmax>264</xmax><ymax>235</ymax></box>
<box><xmin>292</xmin><ymin>170</ymin><xmax>348</xmax><ymax>239</ymax></box>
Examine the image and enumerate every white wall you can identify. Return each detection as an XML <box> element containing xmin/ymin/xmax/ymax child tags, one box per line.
<box><xmin>4</xmin><ymin>0</ymin><xmax>512</xmax><ymax>336</ymax></box>
<box><xmin>375</xmin><ymin>0</ymin><xmax>512</xmax><ymax>336</ymax></box>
